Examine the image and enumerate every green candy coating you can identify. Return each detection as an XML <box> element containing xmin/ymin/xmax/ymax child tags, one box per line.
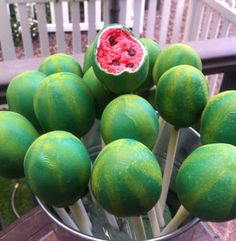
<box><xmin>91</xmin><ymin>138</ymin><xmax>162</xmax><ymax>217</ymax></box>
<box><xmin>138</xmin><ymin>38</ymin><xmax>162</xmax><ymax>91</ymax></box>
<box><xmin>83</xmin><ymin>42</ymin><xmax>95</xmax><ymax>73</ymax></box>
<box><xmin>82</xmin><ymin>67</ymin><xmax>115</xmax><ymax>119</ymax></box>
<box><xmin>101</xmin><ymin>94</ymin><xmax>159</xmax><ymax>149</ymax></box>
<box><xmin>152</xmin><ymin>43</ymin><xmax>202</xmax><ymax>84</ymax></box>
<box><xmin>39</xmin><ymin>53</ymin><xmax>83</xmax><ymax>77</ymax></box>
<box><xmin>34</xmin><ymin>72</ymin><xmax>95</xmax><ymax>137</ymax></box>
<box><xmin>6</xmin><ymin>70</ymin><xmax>46</xmax><ymax>130</ymax></box>
<box><xmin>176</xmin><ymin>143</ymin><xmax>236</xmax><ymax>222</ymax></box>
<box><xmin>24</xmin><ymin>131</ymin><xmax>91</xmax><ymax>207</ymax></box>
<box><xmin>155</xmin><ymin>65</ymin><xmax>208</xmax><ymax>128</ymax></box>
<box><xmin>200</xmin><ymin>91</ymin><xmax>236</xmax><ymax>145</ymax></box>
<box><xmin>0</xmin><ymin>111</ymin><xmax>39</xmax><ymax>179</ymax></box>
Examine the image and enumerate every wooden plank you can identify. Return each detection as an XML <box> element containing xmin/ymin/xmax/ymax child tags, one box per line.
<box><xmin>159</xmin><ymin>0</ymin><xmax>171</xmax><ymax>44</ymax></box>
<box><xmin>71</xmin><ymin>2</ymin><xmax>82</xmax><ymax>53</ymax></box>
<box><xmin>87</xmin><ymin>0</ymin><xmax>96</xmax><ymax>44</ymax></box>
<box><xmin>183</xmin><ymin>0</ymin><xmax>194</xmax><ymax>41</ymax></box>
<box><xmin>188</xmin><ymin>1</ymin><xmax>205</xmax><ymax>41</ymax></box>
<box><xmin>218</xmin><ymin>18</ymin><xmax>230</xmax><ymax>38</ymax></box>
<box><xmin>6</xmin><ymin>0</ymin><xmax>84</xmax><ymax>3</ymax></box>
<box><xmin>17</xmin><ymin>3</ymin><xmax>34</xmax><ymax>58</ymax></box>
<box><xmin>0</xmin><ymin>1</ymin><xmax>16</xmax><ymax>60</ymax></box>
<box><xmin>35</xmin><ymin>3</ymin><xmax>50</xmax><ymax>56</ymax></box>
<box><xmin>171</xmin><ymin>0</ymin><xmax>185</xmax><ymax>43</ymax></box>
<box><xmin>62</xmin><ymin>2</ymin><xmax>69</xmax><ymax>25</ymax></box>
<box><xmin>146</xmin><ymin>0</ymin><xmax>158</xmax><ymax>39</ymax></box>
<box><xmin>119</xmin><ymin>0</ymin><xmax>128</xmax><ymax>25</ymax></box>
<box><xmin>199</xmin><ymin>5</ymin><xmax>212</xmax><ymax>40</ymax></box>
<box><xmin>53</xmin><ymin>2</ymin><xmax>66</xmax><ymax>52</ymax></box>
<box><xmin>103</xmin><ymin>0</ymin><xmax>110</xmax><ymax>25</ymax></box>
<box><xmin>132</xmin><ymin>0</ymin><xmax>145</xmax><ymax>37</ymax></box>
<box><xmin>201</xmin><ymin>0</ymin><xmax>236</xmax><ymax>24</ymax></box>
<box><xmin>208</xmin><ymin>12</ymin><xmax>221</xmax><ymax>39</ymax></box>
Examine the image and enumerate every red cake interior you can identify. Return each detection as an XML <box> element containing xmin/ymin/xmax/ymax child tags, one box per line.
<box><xmin>96</xmin><ymin>28</ymin><xmax>144</xmax><ymax>74</ymax></box>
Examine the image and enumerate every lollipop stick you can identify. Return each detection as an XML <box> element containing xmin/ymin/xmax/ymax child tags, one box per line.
<box><xmin>53</xmin><ymin>207</ymin><xmax>79</xmax><ymax>230</ymax></box>
<box><xmin>152</xmin><ymin>117</ymin><xmax>167</xmax><ymax>153</ymax></box>
<box><xmin>69</xmin><ymin>199</ymin><xmax>93</xmax><ymax>236</ymax></box>
<box><xmin>159</xmin><ymin>126</ymin><xmax>180</xmax><ymax>214</ymax></box>
<box><xmin>161</xmin><ymin>205</ymin><xmax>189</xmax><ymax>235</ymax></box>
<box><xmin>155</xmin><ymin>202</ymin><xmax>165</xmax><ymax>228</ymax></box>
<box><xmin>148</xmin><ymin>208</ymin><xmax>160</xmax><ymax>237</ymax></box>
<box><xmin>130</xmin><ymin>216</ymin><xmax>147</xmax><ymax>240</ymax></box>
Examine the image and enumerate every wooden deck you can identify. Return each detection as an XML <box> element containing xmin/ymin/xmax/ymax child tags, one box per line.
<box><xmin>1</xmin><ymin>205</ymin><xmax>236</xmax><ymax>241</ymax></box>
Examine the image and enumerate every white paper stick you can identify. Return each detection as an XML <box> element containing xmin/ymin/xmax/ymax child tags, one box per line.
<box><xmin>159</xmin><ymin>126</ymin><xmax>180</xmax><ymax>213</ymax></box>
<box><xmin>130</xmin><ymin>216</ymin><xmax>147</xmax><ymax>240</ymax></box>
<box><xmin>161</xmin><ymin>205</ymin><xmax>189</xmax><ymax>235</ymax></box>
<box><xmin>69</xmin><ymin>200</ymin><xmax>93</xmax><ymax>236</ymax></box>
<box><xmin>148</xmin><ymin>208</ymin><xmax>160</xmax><ymax>237</ymax></box>
<box><xmin>53</xmin><ymin>207</ymin><xmax>79</xmax><ymax>230</ymax></box>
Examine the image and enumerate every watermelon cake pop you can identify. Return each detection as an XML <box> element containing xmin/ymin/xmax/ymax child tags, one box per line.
<box><xmin>152</xmin><ymin>43</ymin><xmax>202</xmax><ymax>84</ymax></box>
<box><xmin>92</xmin><ymin>24</ymin><xmax>149</xmax><ymax>94</ymax></box>
<box><xmin>33</xmin><ymin>72</ymin><xmax>95</xmax><ymax>137</ymax></box>
<box><xmin>24</xmin><ymin>130</ymin><xmax>91</xmax><ymax>207</ymax></box>
<box><xmin>6</xmin><ymin>70</ymin><xmax>46</xmax><ymax>130</ymax></box>
<box><xmin>82</xmin><ymin>67</ymin><xmax>115</xmax><ymax>119</ymax></box>
<box><xmin>100</xmin><ymin>94</ymin><xmax>159</xmax><ymax>149</ymax></box>
<box><xmin>176</xmin><ymin>143</ymin><xmax>236</xmax><ymax>222</ymax></box>
<box><xmin>39</xmin><ymin>53</ymin><xmax>83</xmax><ymax>77</ymax></box>
<box><xmin>138</xmin><ymin>38</ymin><xmax>162</xmax><ymax>91</ymax></box>
<box><xmin>155</xmin><ymin>65</ymin><xmax>208</xmax><ymax>129</ymax></box>
<box><xmin>200</xmin><ymin>90</ymin><xmax>236</xmax><ymax>145</ymax></box>
<box><xmin>0</xmin><ymin>111</ymin><xmax>39</xmax><ymax>179</ymax></box>
<box><xmin>91</xmin><ymin>138</ymin><xmax>162</xmax><ymax>217</ymax></box>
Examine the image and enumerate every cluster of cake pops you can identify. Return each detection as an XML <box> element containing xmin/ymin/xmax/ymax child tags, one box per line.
<box><xmin>1</xmin><ymin>24</ymin><xmax>236</xmax><ymax>240</ymax></box>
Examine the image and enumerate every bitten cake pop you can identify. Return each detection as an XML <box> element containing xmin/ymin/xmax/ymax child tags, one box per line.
<box><xmin>0</xmin><ymin>111</ymin><xmax>39</xmax><ymax>178</ymax></box>
<box><xmin>100</xmin><ymin>94</ymin><xmax>159</xmax><ymax>149</ymax></box>
<box><xmin>39</xmin><ymin>53</ymin><xmax>83</xmax><ymax>77</ymax></box>
<box><xmin>92</xmin><ymin>24</ymin><xmax>149</xmax><ymax>94</ymax></box>
<box><xmin>33</xmin><ymin>72</ymin><xmax>95</xmax><ymax>137</ymax></box>
<box><xmin>152</xmin><ymin>43</ymin><xmax>202</xmax><ymax>84</ymax></box>
<box><xmin>200</xmin><ymin>90</ymin><xmax>236</xmax><ymax>145</ymax></box>
<box><xmin>176</xmin><ymin>143</ymin><xmax>236</xmax><ymax>222</ymax></box>
<box><xmin>82</xmin><ymin>67</ymin><xmax>115</xmax><ymax>119</ymax></box>
<box><xmin>24</xmin><ymin>130</ymin><xmax>91</xmax><ymax>207</ymax></box>
<box><xmin>6</xmin><ymin>70</ymin><xmax>46</xmax><ymax>130</ymax></box>
<box><xmin>90</xmin><ymin>138</ymin><xmax>162</xmax><ymax>217</ymax></box>
<box><xmin>155</xmin><ymin>65</ymin><xmax>208</xmax><ymax>129</ymax></box>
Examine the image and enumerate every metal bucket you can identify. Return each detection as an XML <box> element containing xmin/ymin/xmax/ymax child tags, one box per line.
<box><xmin>36</xmin><ymin>122</ymin><xmax>201</xmax><ymax>241</ymax></box>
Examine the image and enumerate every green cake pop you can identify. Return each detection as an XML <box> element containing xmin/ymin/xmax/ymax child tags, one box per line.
<box><xmin>24</xmin><ymin>130</ymin><xmax>91</xmax><ymax>207</ymax></box>
<box><xmin>91</xmin><ymin>138</ymin><xmax>162</xmax><ymax>217</ymax></box>
<box><xmin>155</xmin><ymin>65</ymin><xmax>208</xmax><ymax>129</ymax></box>
<box><xmin>176</xmin><ymin>143</ymin><xmax>236</xmax><ymax>222</ymax></box>
<box><xmin>100</xmin><ymin>94</ymin><xmax>159</xmax><ymax>149</ymax></box>
<box><xmin>0</xmin><ymin>111</ymin><xmax>39</xmax><ymax>179</ymax></box>
<box><xmin>200</xmin><ymin>90</ymin><xmax>236</xmax><ymax>145</ymax></box>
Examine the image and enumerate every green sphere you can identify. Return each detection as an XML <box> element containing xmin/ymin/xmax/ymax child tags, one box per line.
<box><xmin>39</xmin><ymin>53</ymin><xmax>83</xmax><ymax>77</ymax></box>
<box><xmin>82</xmin><ymin>67</ymin><xmax>115</xmax><ymax>119</ymax></box>
<box><xmin>155</xmin><ymin>65</ymin><xmax>208</xmax><ymax>128</ymax></box>
<box><xmin>91</xmin><ymin>138</ymin><xmax>162</xmax><ymax>217</ymax></box>
<box><xmin>83</xmin><ymin>42</ymin><xmax>95</xmax><ymax>73</ymax></box>
<box><xmin>101</xmin><ymin>94</ymin><xmax>159</xmax><ymax>149</ymax></box>
<box><xmin>200</xmin><ymin>91</ymin><xmax>236</xmax><ymax>145</ymax></box>
<box><xmin>0</xmin><ymin>111</ymin><xmax>39</xmax><ymax>179</ymax></box>
<box><xmin>176</xmin><ymin>143</ymin><xmax>236</xmax><ymax>222</ymax></box>
<box><xmin>6</xmin><ymin>71</ymin><xmax>46</xmax><ymax>130</ymax></box>
<box><xmin>34</xmin><ymin>72</ymin><xmax>95</xmax><ymax>137</ymax></box>
<box><xmin>153</xmin><ymin>43</ymin><xmax>202</xmax><ymax>84</ymax></box>
<box><xmin>138</xmin><ymin>38</ymin><xmax>162</xmax><ymax>91</ymax></box>
<box><xmin>24</xmin><ymin>131</ymin><xmax>91</xmax><ymax>207</ymax></box>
